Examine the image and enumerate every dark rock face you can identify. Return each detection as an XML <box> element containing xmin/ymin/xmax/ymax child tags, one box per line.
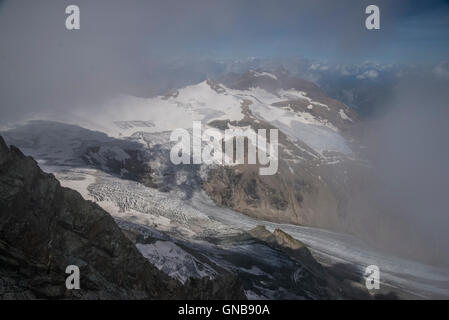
<box><xmin>201</xmin><ymin>72</ymin><xmax>367</xmax><ymax>232</ymax></box>
<box><xmin>247</xmin><ymin>226</ymin><xmax>374</xmax><ymax>300</ymax></box>
<box><xmin>204</xmin><ymin>108</ymin><xmax>359</xmax><ymax>231</ymax></box>
<box><xmin>248</xmin><ymin>226</ymin><xmax>323</xmax><ymax>275</ymax></box>
<box><xmin>0</xmin><ymin>136</ymin><xmax>246</xmax><ymax>299</ymax></box>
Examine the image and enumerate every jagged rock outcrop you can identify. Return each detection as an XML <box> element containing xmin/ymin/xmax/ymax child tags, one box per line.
<box><xmin>248</xmin><ymin>226</ymin><xmax>323</xmax><ymax>275</ymax></box>
<box><xmin>247</xmin><ymin>225</ymin><xmax>375</xmax><ymax>299</ymax></box>
<box><xmin>0</xmin><ymin>136</ymin><xmax>246</xmax><ymax>299</ymax></box>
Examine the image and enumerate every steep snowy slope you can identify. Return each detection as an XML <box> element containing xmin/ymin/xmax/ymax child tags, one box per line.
<box><xmin>22</xmin><ymin>72</ymin><xmax>355</xmax><ymax>157</ymax></box>
<box><xmin>1</xmin><ymin>71</ymin><xmax>366</xmax><ymax>230</ymax></box>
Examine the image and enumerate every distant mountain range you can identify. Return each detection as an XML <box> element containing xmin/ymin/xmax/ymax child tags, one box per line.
<box><xmin>125</xmin><ymin>57</ymin><xmax>449</xmax><ymax>118</ymax></box>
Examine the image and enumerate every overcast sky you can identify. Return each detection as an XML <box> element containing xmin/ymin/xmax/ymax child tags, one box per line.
<box><xmin>1</xmin><ymin>0</ymin><xmax>448</xmax><ymax>61</ymax></box>
<box><xmin>0</xmin><ymin>0</ymin><xmax>448</xmax><ymax>121</ymax></box>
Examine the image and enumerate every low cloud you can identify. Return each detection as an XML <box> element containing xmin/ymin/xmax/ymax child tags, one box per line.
<box><xmin>351</xmin><ymin>73</ymin><xmax>449</xmax><ymax>265</ymax></box>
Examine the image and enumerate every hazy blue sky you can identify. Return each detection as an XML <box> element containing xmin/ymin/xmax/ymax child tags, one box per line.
<box><xmin>171</xmin><ymin>0</ymin><xmax>449</xmax><ymax>63</ymax></box>
<box><xmin>1</xmin><ymin>0</ymin><xmax>448</xmax><ymax>120</ymax></box>
<box><xmin>0</xmin><ymin>0</ymin><xmax>447</xmax><ymax>63</ymax></box>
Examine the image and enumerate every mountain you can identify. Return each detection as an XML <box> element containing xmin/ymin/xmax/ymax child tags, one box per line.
<box><xmin>2</xmin><ymin>72</ymin><xmax>448</xmax><ymax>299</ymax></box>
<box><xmin>0</xmin><ymin>136</ymin><xmax>245</xmax><ymax>299</ymax></box>
<box><xmin>0</xmin><ymin>135</ymin><xmax>379</xmax><ymax>299</ymax></box>
<box><xmin>3</xmin><ymin>71</ymin><xmax>364</xmax><ymax>232</ymax></box>
<box><xmin>201</xmin><ymin>70</ymin><xmax>363</xmax><ymax>230</ymax></box>
<box><xmin>0</xmin><ymin>71</ymin><xmax>421</xmax><ymax>251</ymax></box>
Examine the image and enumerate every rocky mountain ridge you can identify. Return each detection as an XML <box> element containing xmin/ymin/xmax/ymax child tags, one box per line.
<box><xmin>0</xmin><ymin>136</ymin><xmax>246</xmax><ymax>299</ymax></box>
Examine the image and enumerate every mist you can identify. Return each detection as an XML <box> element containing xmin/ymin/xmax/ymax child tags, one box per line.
<box><xmin>1</xmin><ymin>0</ymin><xmax>439</xmax><ymax>123</ymax></box>
<box><xmin>349</xmin><ymin>71</ymin><xmax>449</xmax><ymax>266</ymax></box>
